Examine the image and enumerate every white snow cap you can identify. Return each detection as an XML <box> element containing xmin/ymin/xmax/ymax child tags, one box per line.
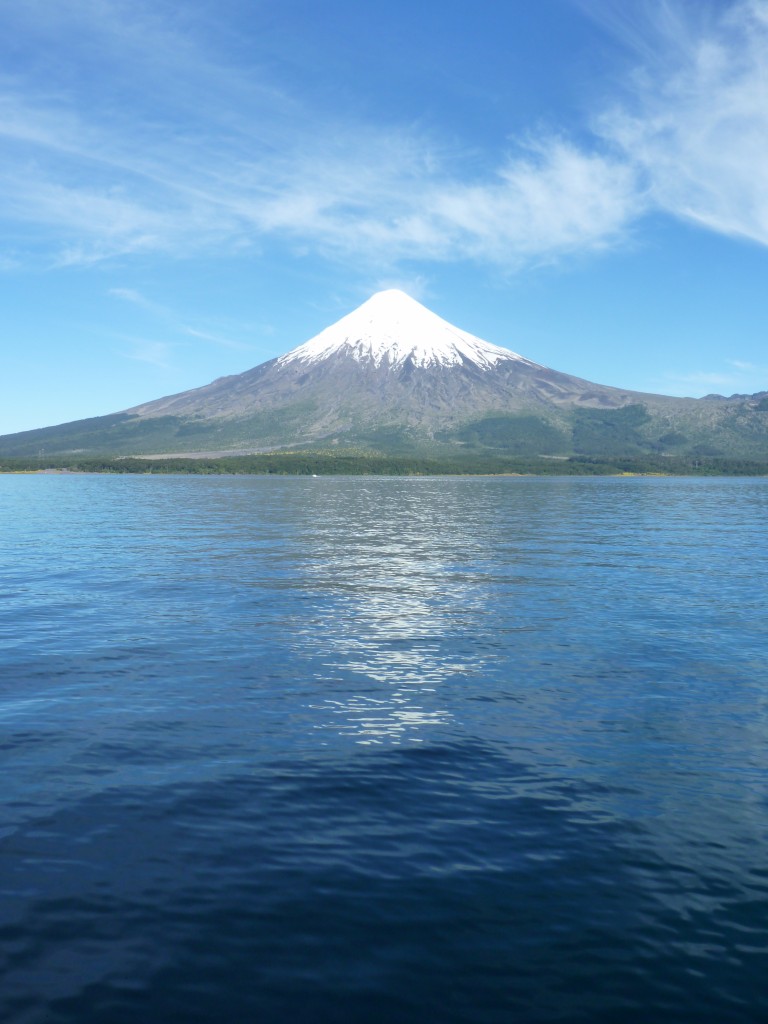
<box><xmin>277</xmin><ymin>289</ymin><xmax>535</xmax><ymax>371</ymax></box>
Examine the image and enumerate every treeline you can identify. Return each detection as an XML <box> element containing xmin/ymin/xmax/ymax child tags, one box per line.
<box><xmin>2</xmin><ymin>452</ymin><xmax>768</xmax><ymax>476</ymax></box>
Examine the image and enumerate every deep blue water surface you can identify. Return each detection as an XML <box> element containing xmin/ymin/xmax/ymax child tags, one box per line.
<box><xmin>1</xmin><ymin>474</ymin><xmax>768</xmax><ymax>1023</ymax></box>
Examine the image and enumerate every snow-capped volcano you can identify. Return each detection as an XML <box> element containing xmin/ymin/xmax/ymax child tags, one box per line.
<box><xmin>277</xmin><ymin>289</ymin><xmax>537</xmax><ymax>372</ymax></box>
<box><xmin>119</xmin><ymin>287</ymin><xmax>654</xmax><ymax>437</ymax></box>
<box><xmin>8</xmin><ymin>287</ymin><xmax>741</xmax><ymax>461</ymax></box>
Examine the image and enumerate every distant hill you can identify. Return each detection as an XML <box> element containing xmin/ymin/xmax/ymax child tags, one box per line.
<box><xmin>2</xmin><ymin>290</ymin><xmax>767</xmax><ymax>460</ymax></box>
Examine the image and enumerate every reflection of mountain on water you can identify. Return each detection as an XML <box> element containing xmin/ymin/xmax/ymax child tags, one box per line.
<box><xmin>290</xmin><ymin>479</ymin><xmax>506</xmax><ymax>744</ymax></box>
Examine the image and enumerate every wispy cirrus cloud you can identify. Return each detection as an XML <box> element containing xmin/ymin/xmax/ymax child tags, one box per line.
<box><xmin>108</xmin><ymin>288</ymin><xmax>166</xmax><ymax>314</ymax></box>
<box><xmin>109</xmin><ymin>287</ymin><xmax>252</xmax><ymax>351</ymax></box>
<box><xmin>0</xmin><ymin>90</ymin><xmax>641</xmax><ymax>270</ymax></box>
<box><xmin>658</xmin><ymin>358</ymin><xmax>768</xmax><ymax>396</ymax></box>
<box><xmin>1</xmin><ymin>0</ymin><xmax>767</xmax><ymax>272</ymax></box>
<box><xmin>118</xmin><ymin>337</ymin><xmax>175</xmax><ymax>370</ymax></box>
<box><xmin>591</xmin><ymin>0</ymin><xmax>768</xmax><ymax>245</ymax></box>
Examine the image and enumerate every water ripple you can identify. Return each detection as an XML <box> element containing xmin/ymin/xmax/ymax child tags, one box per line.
<box><xmin>1</xmin><ymin>475</ymin><xmax>768</xmax><ymax>1022</ymax></box>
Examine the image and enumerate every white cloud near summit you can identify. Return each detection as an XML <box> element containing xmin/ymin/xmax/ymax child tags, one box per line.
<box><xmin>0</xmin><ymin>0</ymin><xmax>766</xmax><ymax>269</ymax></box>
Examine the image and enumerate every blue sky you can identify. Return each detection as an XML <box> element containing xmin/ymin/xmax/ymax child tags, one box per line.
<box><xmin>1</xmin><ymin>0</ymin><xmax>767</xmax><ymax>434</ymax></box>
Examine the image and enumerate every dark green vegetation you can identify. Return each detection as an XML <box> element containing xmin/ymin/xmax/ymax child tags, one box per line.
<box><xmin>3</xmin><ymin>452</ymin><xmax>768</xmax><ymax>476</ymax></box>
<box><xmin>442</xmin><ymin>405</ymin><xmax>768</xmax><ymax>460</ymax></box>
<box><xmin>445</xmin><ymin>415</ymin><xmax>568</xmax><ymax>455</ymax></box>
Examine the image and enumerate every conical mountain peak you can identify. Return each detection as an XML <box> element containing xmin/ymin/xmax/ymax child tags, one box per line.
<box><xmin>3</xmin><ymin>284</ymin><xmax>757</xmax><ymax>462</ymax></box>
<box><xmin>277</xmin><ymin>289</ymin><xmax>535</xmax><ymax>371</ymax></box>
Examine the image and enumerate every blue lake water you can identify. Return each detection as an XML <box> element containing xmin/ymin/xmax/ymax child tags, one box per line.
<box><xmin>1</xmin><ymin>474</ymin><xmax>767</xmax><ymax>1023</ymax></box>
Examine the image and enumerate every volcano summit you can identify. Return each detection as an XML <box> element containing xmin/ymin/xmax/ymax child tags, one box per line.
<box><xmin>2</xmin><ymin>290</ymin><xmax>767</xmax><ymax>459</ymax></box>
<box><xmin>276</xmin><ymin>288</ymin><xmax>532</xmax><ymax>371</ymax></box>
